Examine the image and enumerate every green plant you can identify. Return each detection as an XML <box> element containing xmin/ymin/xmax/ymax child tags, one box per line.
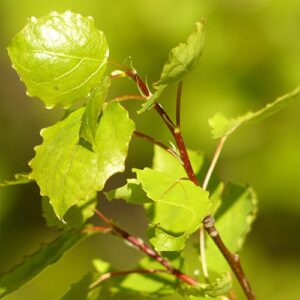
<box><xmin>1</xmin><ymin>11</ymin><xmax>299</xmax><ymax>300</ymax></box>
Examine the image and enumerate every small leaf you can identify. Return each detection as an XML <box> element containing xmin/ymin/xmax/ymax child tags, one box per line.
<box><xmin>178</xmin><ymin>275</ymin><xmax>231</xmax><ymax>298</ymax></box>
<box><xmin>0</xmin><ymin>229</ymin><xmax>90</xmax><ymax>298</ymax></box>
<box><xmin>138</xmin><ymin>85</ymin><xmax>166</xmax><ymax>114</ymax></box>
<box><xmin>29</xmin><ymin>102</ymin><xmax>135</xmax><ymax>219</ymax></box>
<box><xmin>7</xmin><ymin>11</ymin><xmax>109</xmax><ymax>109</ymax></box>
<box><xmin>209</xmin><ymin>85</ymin><xmax>300</xmax><ymax>139</ymax></box>
<box><xmin>134</xmin><ymin>168</ymin><xmax>211</xmax><ymax>251</ymax></box>
<box><xmin>106</xmin><ymin>179</ymin><xmax>151</xmax><ymax>205</ymax></box>
<box><xmin>147</xmin><ymin>226</ymin><xmax>189</xmax><ymax>252</ymax></box>
<box><xmin>206</xmin><ymin>183</ymin><xmax>258</xmax><ymax>274</ymax></box>
<box><xmin>80</xmin><ymin>76</ymin><xmax>111</xmax><ymax>144</ymax></box>
<box><xmin>0</xmin><ymin>173</ymin><xmax>33</xmax><ymax>187</ymax></box>
<box><xmin>154</xmin><ymin>21</ymin><xmax>205</xmax><ymax>88</ymax></box>
<box><xmin>42</xmin><ymin>196</ymin><xmax>97</xmax><ymax>229</ymax></box>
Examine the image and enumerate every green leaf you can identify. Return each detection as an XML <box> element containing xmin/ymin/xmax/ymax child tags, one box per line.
<box><xmin>0</xmin><ymin>229</ymin><xmax>90</xmax><ymax>298</ymax></box>
<box><xmin>206</xmin><ymin>184</ymin><xmax>258</xmax><ymax>274</ymax></box>
<box><xmin>80</xmin><ymin>76</ymin><xmax>111</xmax><ymax>144</ymax></box>
<box><xmin>0</xmin><ymin>173</ymin><xmax>33</xmax><ymax>187</ymax></box>
<box><xmin>134</xmin><ymin>168</ymin><xmax>211</xmax><ymax>251</ymax></box>
<box><xmin>178</xmin><ymin>275</ymin><xmax>231</xmax><ymax>298</ymax></box>
<box><xmin>29</xmin><ymin>102</ymin><xmax>135</xmax><ymax>220</ymax></box>
<box><xmin>153</xmin><ymin>145</ymin><xmax>204</xmax><ymax>179</ymax></box>
<box><xmin>147</xmin><ymin>226</ymin><xmax>189</xmax><ymax>252</ymax></box>
<box><xmin>106</xmin><ymin>179</ymin><xmax>151</xmax><ymax>205</ymax></box>
<box><xmin>154</xmin><ymin>21</ymin><xmax>205</xmax><ymax>88</ymax></box>
<box><xmin>7</xmin><ymin>11</ymin><xmax>109</xmax><ymax>109</ymax></box>
<box><xmin>137</xmin><ymin>85</ymin><xmax>166</xmax><ymax>114</ymax></box>
<box><xmin>42</xmin><ymin>196</ymin><xmax>97</xmax><ymax>229</ymax></box>
<box><xmin>209</xmin><ymin>85</ymin><xmax>300</xmax><ymax>139</ymax></box>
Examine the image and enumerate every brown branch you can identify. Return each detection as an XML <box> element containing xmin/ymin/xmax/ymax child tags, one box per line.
<box><xmin>203</xmin><ymin>216</ymin><xmax>256</xmax><ymax>300</ymax></box>
<box><xmin>90</xmin><ymin>268</ymin><xmax>168</xmax><ymax>289</ymax></box>
<box><xmin>133</xmin><ymin>131</ymin><xmax>180</xmax><ymax>160</ymax></box>
<box><xmin>94</xmin><ymin>210</ymin><xmax>198</xmax><ymax>286</ymax></box>
<box><xmin>113</xmin><ymin>65</ymin><xmax>256</xmax><ymax>299</ymax></box>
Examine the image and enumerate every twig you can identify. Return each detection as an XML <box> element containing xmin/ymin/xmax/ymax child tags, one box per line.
<box><xmin>203</xmin><ymin>216</ymin><xmax>255</xmax><ymax>300</ymax></box>
<box><xmin>90</xmin><ymin>268</ymin><xmax>168</xmax><ymax>289</ymax></box>
<box><xmin>117</xmin><ymin>66</ymin><xmax>256</xmax><ymax>299</ymax></box>
<box><xmin>202</xmin><ymin>136</ymin><xmax>227</xmax><ymax>190</ymax></box>
<box><xmin>94</xmin><ymin>210</ymin><xmax>198</xmax><ymax>286</ymax></box>
<box><xmin>133</xmin><ymin>131</ymin><xmax>180</xmax><ymax>160</ymax></box>
<box><xmin>176</xmin><ymin>81</ymin><xmax>183</xmax><ymax>128</ymax></box>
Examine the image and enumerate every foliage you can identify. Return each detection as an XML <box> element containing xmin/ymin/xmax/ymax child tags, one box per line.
<box><xmin>1</xmin><ymin>10</ymin><xmax>299</xmax><ymax>300</ymax></box>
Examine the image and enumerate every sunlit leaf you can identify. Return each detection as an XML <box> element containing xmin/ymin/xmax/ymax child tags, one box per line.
<box><xmin>0</xmin><ymin>230</ymin><xmax>91</xmax><ymax>298</ymax></box>
<box><xmin>29</xmin><ymin>102</ymin><xmax>135</xmax><ymax>220</ymax></box>
<box><xmin>42</xmin><ymin>196</ymin><xmax>97</xmax><ymax>229</ymax></box>
<box><xmin>209</xmin><ymin>85</ymin><xmax>300</xmax><ymax>139</ymax></box>
<box><xmin>7</xmin><ymin>11</ymin><xmax>109</xmax><ymax>109</ymax></box>
<box><xmin>80</xmin><ymin>76</ymin><xmax>110</xmax><ymax>144</ymax></box>
<box><xmin>0</xmin><ymin>173</ymin><xmax>33</xmax><ymax>187</ymax></box>
<box><xmin>134</xmin><ymin>168</ymin><xmax>211</xmax><ymax>251</ymax></box>
<box><xmin>206</xmin><ymin>184</ymin><xmax>258</xmax><ymax>274</ymax></box>
<box><xmin>154</xmin><ymin>21</ymin><xmax>205</xmax><ymax>88</ymax></box>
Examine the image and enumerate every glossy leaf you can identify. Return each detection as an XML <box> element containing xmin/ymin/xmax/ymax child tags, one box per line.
<box><xmin>7</xmin><ymin>11</ymin><xmax>109</xmax><ymax>109</ymax></box>
<box><xmin>154</xmin><ymin>21</ymin><xmax>205</xmax><ymax>88</ymax></box>
<box><xmin>29</xmin><ymin>102</ymin><xmax>135</xmax><ymax>220</ymax></box>
<box><xmin>42</xmin><ymin>196</ymin><xmax>97</xmax><ymax>229</ymax></box>
<box><xmin>206</xmin><ymin>183</ymin><xmax>258</xmax><ymax>274</ymax></box>
<box><xmin>134</xmin><ymin>168</ymin><xmax>211</xmax><ymax>250</ymax></box>
<box><xmin>209</xmin><ymin>85</ymin><xmax>300</xmax><ymax>139</ymax></box>
<box><xmin>0</xmin><ymin>173</ymin><xmax>33</xmax><ymax>187</ymax></box>
<box><xmin>80</xmin><ymin>76</ymin><xmax>110</xmax><ymax>144</ymax></box>
<box><xmin>0</xmin><ymin>230</ymin><xmax>90</xmax><ymax>298</ymax></box>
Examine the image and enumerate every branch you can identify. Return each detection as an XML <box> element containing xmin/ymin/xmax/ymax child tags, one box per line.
<box><xmin>203</xmin><ymin>216</ymin><xmax>256</xmax><ymax>300</ymax></box>
<box><xmin>90</xmin><ymin>268</ymin><xmax>168</xmax><ymax>289</ymax></box>
<box><xmin>115</xmin><ymin>66</ymin><xmax>256</xmax><ymax>299</ymax></box>
<box><xmin>110</xmin><ymin>94</ymin><xmax>147</xmax><ymax>102</ymax></box>
<box><xmin>94</xmin><ymin>210</ymin><xmax>198</xmax><ymax>286</ymax></box>
<box><xmin>133</xmin><ymin>131</ymin><xmax>180</xmax><ymax>160</ymax></box>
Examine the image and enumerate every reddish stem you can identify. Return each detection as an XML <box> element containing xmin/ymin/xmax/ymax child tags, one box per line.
<box><xmin>94</xmin><ymin>210</ymin><xmax>198</xmax><ymax>286</ymax></box>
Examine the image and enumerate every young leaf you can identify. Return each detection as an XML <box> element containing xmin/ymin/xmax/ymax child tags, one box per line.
<box><xmin>178</xmin><ymin>275</ymin><xmax>231</xmax><ymax>298</ymax></box>
<box><xmin>0</xmin><ymin>173</ymin><xmax>33</xmax><ymax>187</ymax></box>
<box><xmin>154</xmin><ymin>21</ymin><xmax>205</xmax><ymax>88</ymax></box>
<box><xmin>134</xmin><ymin>168</ymin><xmax>211</xmax><ymax>250</ymax></box>
<box><xmin>137</xmin><ymin>85</ymin><xmax>166</xmax><ymax>114</ymax></box>
<box><xmin>0</xmin><ymin>229</ymin><xmax>90</xmax><ymax>298</ymax></box>
<box><xmin>206</xmin><ymin>183</ymin><xmax>258</xmax><ymax>274</ymax></box>
<box><xmin>106</xmin><ymin>179</ymin><xmax>151</xmax><ymax>205</ymax></box>
<box><xmin>80</xmin><ymin>76</ymin><xmax>111</xmax><ymax>144</ymax></box>
<box><xmin>29</xmin><ymin>102</ymin><xmax>135</xmax><ymax>220</ymax></box>
<box><xmin>42</xmin><ymin>196</ymin><xmax>97</xmax><ymax>229</ymax></box>
<box><xmin>209</xmin><ymin>85</ymin><xmax>300</xmax><ymax>139</ymax></box>
<box><xmin>7</xmin><ymin>11</ymin><xmax>109</xmax><ymax>109</ymax></box>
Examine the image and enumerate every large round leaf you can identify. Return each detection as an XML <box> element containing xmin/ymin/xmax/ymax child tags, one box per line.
<box><xmin>7</xmin><ymin>11</ymin><xmax>109</xmax><ymax>108</ymax></box>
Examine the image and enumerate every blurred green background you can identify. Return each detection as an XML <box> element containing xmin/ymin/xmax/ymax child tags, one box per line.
<box><xmin>0</xmin><ymin>0</ymin><xmax>299</xmax><ymax>299</ymax></box>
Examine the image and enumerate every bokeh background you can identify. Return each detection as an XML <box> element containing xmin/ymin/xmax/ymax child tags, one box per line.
<box><xmin>1</xmin><ymin>0</ymin><xmax>300</xmax><ymax>299</ymax></box>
